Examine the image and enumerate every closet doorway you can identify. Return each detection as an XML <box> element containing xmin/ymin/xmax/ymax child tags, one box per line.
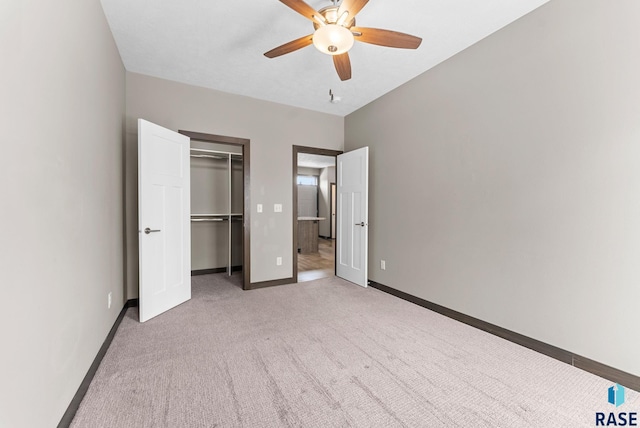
<box><xmin>180</xmin><ymin>130</ymin><xmax>250</xmax><ymax>289</ymax></box>
<box><xmin>292</xmin><ymin>146</ymin><xmax>342</xmax><ymax>283</ymax></box>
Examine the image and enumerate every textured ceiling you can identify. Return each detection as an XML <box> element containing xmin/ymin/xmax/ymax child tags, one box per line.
<box><xmin>100</xmin><ymin>0</ymin><xmax>549</xmax><ymax>116</ymax></box>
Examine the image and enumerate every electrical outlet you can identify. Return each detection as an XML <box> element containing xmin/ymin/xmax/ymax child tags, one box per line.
<box><xmin>257</xmin><ymin>204</ymin><xmax>263</xmax><ymax>213</ymax></box>
<box><xmin>274</xmin><ymin>204</ymin><xmax>282</xmax><ymax>213</ymax></box>
<box><xmin>380</xmin><ymin>260</ymin><xmax>386</xmax><ymax>270</ymax></box>
<box><xmin>276</xmin><ymin>256</ymin><xmax>282</xmax><ymax>266</ymax></box>
<box><xmin>108</xmin><ymin>292</ymin><xmax>112</xmax><ymax>309</ymax></box>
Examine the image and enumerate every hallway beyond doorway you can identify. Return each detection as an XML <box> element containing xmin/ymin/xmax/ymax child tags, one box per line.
<box><xmin>298</xmin><ymin>238</ymin><xmax>334</xmax><ymax>282</ymax></box>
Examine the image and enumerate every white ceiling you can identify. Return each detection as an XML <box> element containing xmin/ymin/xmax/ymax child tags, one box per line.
<box><xmin>100</xmin><ymin>0</ymin><xmax>549</xmax><ymax>117</ymax></box>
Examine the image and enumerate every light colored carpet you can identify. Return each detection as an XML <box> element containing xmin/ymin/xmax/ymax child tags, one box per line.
<box><xmin>71</xmin><ymin>274</ymin><xmax>638</xmax><ymax>427</ymax></box>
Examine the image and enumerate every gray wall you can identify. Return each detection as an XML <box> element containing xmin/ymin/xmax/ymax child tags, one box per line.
<box><xmin>0</xmin><ymin>1</ymin><xmax>125</xmax><ymax>427</ymax></box>
<box><xmin>297</xmin><ymin>185</ymin><xmax>318</xmax><ymax>218</ymax></box>
<box><xmin>126</xmin><ymin>72</ymin><xmax>344</xmax><ymax>294</ymax></box>
<box><xmin>345</xmin><ymin>0</ymin><xmax>640</xmax><ymax>377</ymax></box>
<box><xmin>297</xmin><ymin>166</ymin><xmax>321</xmax><ymax>218</ymax></box>
<box><xmin>297</xmin><ymin>167</ymin><xmax>321</xmax><ymax>176</ymax></box>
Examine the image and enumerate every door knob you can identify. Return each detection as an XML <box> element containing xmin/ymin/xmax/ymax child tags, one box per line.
<box><xmin>144</xmin><ymin>228</ymin><xmax>161</xmax><ymax>234</ymax></box>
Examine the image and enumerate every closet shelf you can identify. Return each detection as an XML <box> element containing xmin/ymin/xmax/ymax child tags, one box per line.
<box><xmin>190</xmin><ymin>154</ymin><xmax>227</xmax><ymax>160</ymax></box>
<box><xmin>191</xmin><ymin>213</ymin><xmax>243</xmax><ymax>217</ymax></box>
<box><xmin>190</xmin><ymin>147</ymin><xmax>243</xmax><ymax>157</ymax></box>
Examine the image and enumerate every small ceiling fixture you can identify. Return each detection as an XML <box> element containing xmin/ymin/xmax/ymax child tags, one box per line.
<box><xmin>264</xmin><ymin>0</ymin><xmax>422</xmax><ymax>81</ymax></box>
<box><xmin>329</xmin><ymin>89</ymin><xmax>341</xmax><ymax>103</ymax></box>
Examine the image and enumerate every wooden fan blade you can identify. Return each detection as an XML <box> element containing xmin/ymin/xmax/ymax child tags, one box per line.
<box><xmin>279</xmin><ymin>0</ymin><xmax>322</xmax><ymax>23</ymax></box>
<box><xmin>264</xmin><ymin>34</ymin><xmax>314</xmax><ymax>58</ymax></box>
<box><xmin>351</xmin><ymin>27</ymin><xmax>422</xmax><ymax>49</ymax></box>
<box><xmin>333</xmin><ymin>53</ymin><xmax>352</xmax><ymax>81</ymax></box>
<box><xmin>337</xmin><ymin>0</ymin><xmax>369</xmax><ymax>20</ymax></box>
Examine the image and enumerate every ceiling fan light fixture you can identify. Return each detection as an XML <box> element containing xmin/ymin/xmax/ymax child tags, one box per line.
<box><xmin>313</xmin><ymin>24</ymin><xmax>354</xmax><ymax>55</ymax></box>
<box><xmin>264</xmin><ymin>0</ymin><xmax>422</xmax><ymax>81</ymax></box>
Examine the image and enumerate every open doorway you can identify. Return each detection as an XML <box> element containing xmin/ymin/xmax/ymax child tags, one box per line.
<box><xmin>293</xmin><ymin>146</ymin><xmax>342</xmax><ymax>283</ymax></box>
<box><xmin>180</xmin><ymin>130</ymin><xmax>251</xmax><ymax>290</ymax></box>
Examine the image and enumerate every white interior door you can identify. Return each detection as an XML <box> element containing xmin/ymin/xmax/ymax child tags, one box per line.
<box><xmin>138</xmin><ymin>119</ymin><xmax>191</xmax><ymax>322</ymax></box>
<box><xmin>336</xmin><ymin>147</ymin><xmax>369</xmax><ymax>287</ymax></box>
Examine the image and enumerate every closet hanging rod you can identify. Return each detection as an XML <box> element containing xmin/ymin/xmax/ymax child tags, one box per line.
<box><xmin>191</xmin><ymin>218</ymin><xmax>225</xmax><ymax>222</ymax></box>
<box><xmin>191</xmin><ymin>213</ymin><xmax>231</xmax><ymax>217</ymax></box>
<box><xmin>190</xmin><ymin>147</ymin><xmax>243</xmax><ymax>157</ymax></box>
<box><xmin>190</xmin><ymin>154</ymin><xmax>227</xmax><ymax>160</ymax></box>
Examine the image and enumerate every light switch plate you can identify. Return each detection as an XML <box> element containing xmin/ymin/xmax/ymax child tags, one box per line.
<box><xmin>257</xmin><ymin>204</ymin><xmax>263</xmax><ymax>213</ymax></box>
<box><xmin>274</xmin><ymin>204</ymin><xmax>282</xmax><ymax>213</ymax></box>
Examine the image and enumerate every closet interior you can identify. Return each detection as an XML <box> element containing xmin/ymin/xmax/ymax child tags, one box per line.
<box><xmin>190</xmin><ymin>140</ymin><xmax>244</xmax><ymax>281</ymax></box>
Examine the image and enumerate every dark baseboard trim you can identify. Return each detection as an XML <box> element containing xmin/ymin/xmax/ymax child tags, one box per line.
<box><xmin>57</xmin><ymin>299</ymin><xmax>138</xmax><ymax>428</ymax></box>
<box><xmin>191</xmin><ymin>266</ymin><xmax>243</xmax><ymax>276</ymax></box>
<box><xmin>246</xmin><ymin>277</ymin><xmax>295</xmax><ymax>290</ymax></box>
<box><xmin>368</xmin><ymin>280</ymin><xmax>640</xmax><ymax>392</ymax></box>
<box><xmin>572</xmin><ymin>355</ymin><xmax>640</xmax><ymax>391</ymax></box>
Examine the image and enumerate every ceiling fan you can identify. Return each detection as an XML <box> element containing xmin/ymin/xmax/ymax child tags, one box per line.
<box><xmin>264</xmin><ymin>0</ymin><xmax>422</xmax><ymax>81</ymax></box>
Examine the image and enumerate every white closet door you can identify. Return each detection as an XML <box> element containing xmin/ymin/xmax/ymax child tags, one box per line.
<box><xmin>138</xmin><ymin>119</ymin><xmax>191</xmax><ymax>322</ymax></box>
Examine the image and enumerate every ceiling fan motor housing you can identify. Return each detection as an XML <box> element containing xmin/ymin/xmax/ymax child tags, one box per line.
<box><xmin>312</xmin><ymin>6</ymin><xmax>356</xmax><ymax>30</ymax></box>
